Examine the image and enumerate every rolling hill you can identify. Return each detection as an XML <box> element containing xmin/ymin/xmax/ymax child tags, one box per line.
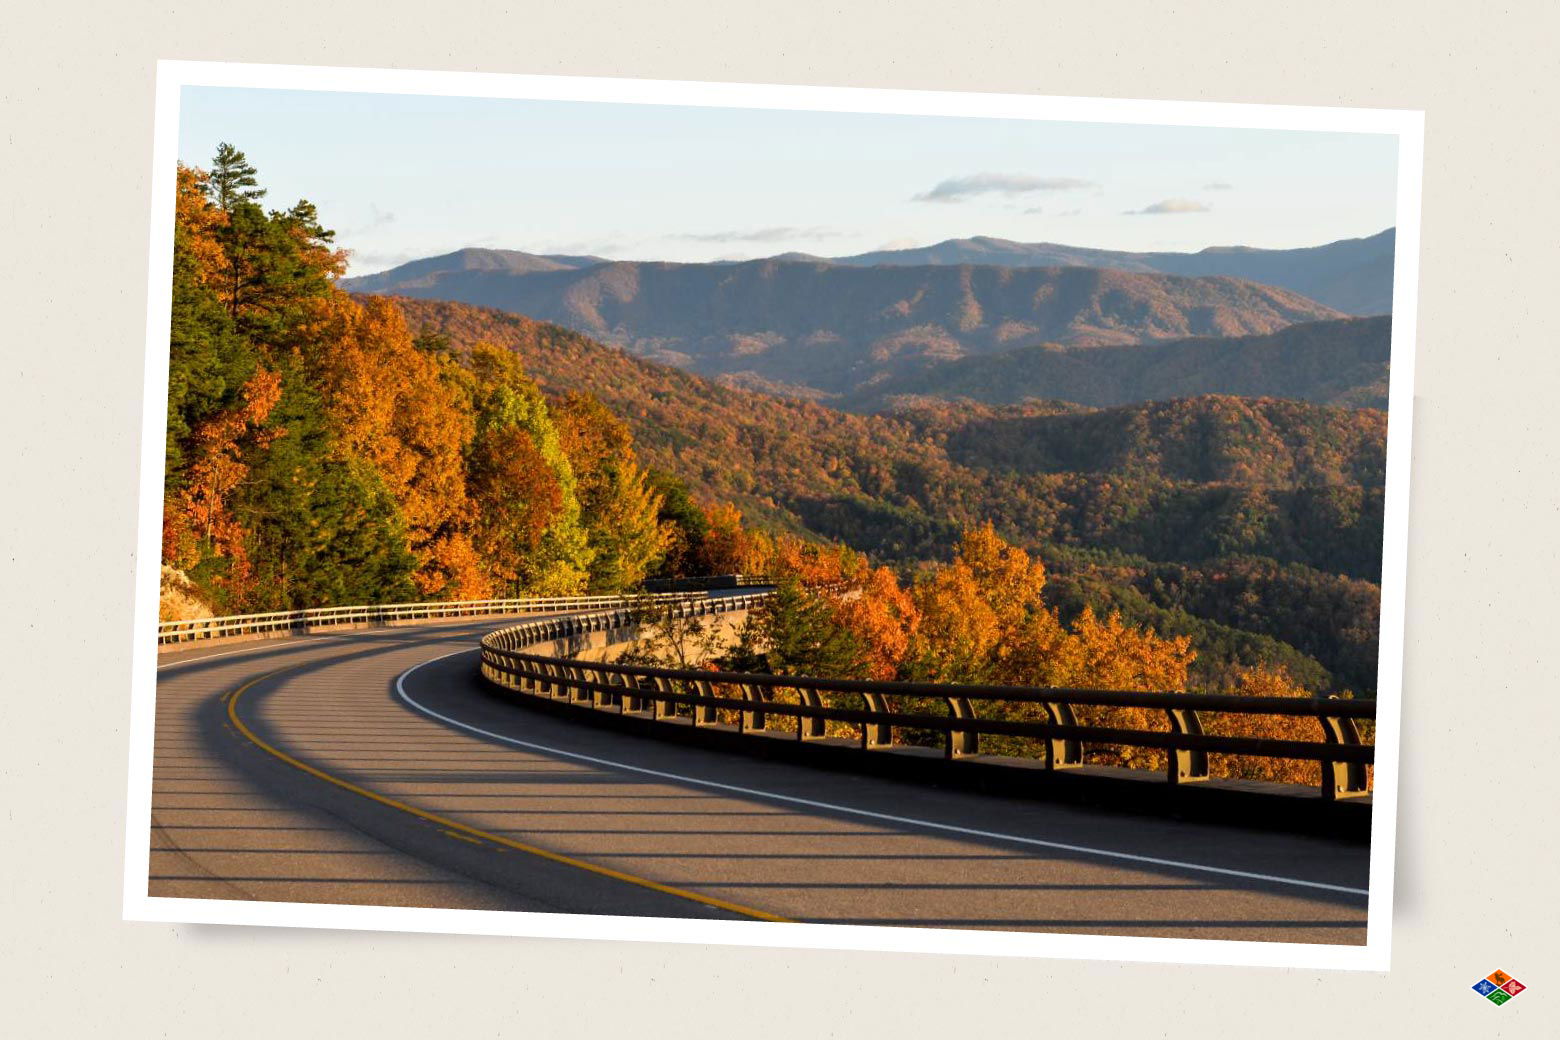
<box><xmin>843</xmin><ymin>316</ymin><xmax>1391</xmax><ymax>413</ymax></box>
<box><xmin>348</xmin><ymin>258</ymin><xmax>1343</xmax><ymax>397</ymax></box>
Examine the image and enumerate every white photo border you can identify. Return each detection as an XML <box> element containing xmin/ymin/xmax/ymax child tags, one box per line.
<box><xmin>124</xmin><ymin>59</ymin><xmax>1423</xmax><ymax>972</ymax></box>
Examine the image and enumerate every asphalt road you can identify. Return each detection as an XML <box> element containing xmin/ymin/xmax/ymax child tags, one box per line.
<box><xmin>149</xmin><ymin>613</ymin><xmax>1370</xmax><ymax>943</ymax></box>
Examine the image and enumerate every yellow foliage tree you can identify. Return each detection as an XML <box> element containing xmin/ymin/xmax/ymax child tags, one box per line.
<box><xmin>1202</xmin><ymin>666</ymin><xmax>1343</xmax><ymax>787</ymax></box>
<box><xmin>905</xmin><ymin>561</ymin><xmax>1001</xmax><ymax>683</ymax></box>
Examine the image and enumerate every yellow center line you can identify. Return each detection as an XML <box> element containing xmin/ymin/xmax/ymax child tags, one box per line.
<box><xmin>223</xmin><ymin>668</ymin><xmax>791</xmax><ymax>923</ymax></box>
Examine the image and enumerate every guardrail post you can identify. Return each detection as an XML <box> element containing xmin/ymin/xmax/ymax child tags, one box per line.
<box><xmin>1043</xmin><ymin>702</ymin><xmax>1083</xmax><ymax>770</ymax></box>
<box><xmin>692</xmin><ymin>680</ymin><xmax>718</xmax><ymax>726</ymax></box>
<box><xmin>562</xmin><ymin>664</ymin><xmax>583</xmax><ymax>703</ymax></box>
<box><xmin>588</xmin><ymin>666</ymin><xmax>611</xmax><ymax>709</ymax></box>
<box><xmin>1165</xmin><ymin>707</ymin><xmax>1210</xmax><ymax>784</ymax></box>
<box><xmin>945</xmin><ymin>696</ymin><xmax>978</xmax><ymax>758</ymax></box>
<box><xmin>797</xmin><ymin>688</ymin><xmax>827</xmax><ymax>740</ymax></box>
<box><xmin>651</xmin><ymin>676</ymin><xmax>678</xmax><ymax>720</ymax></box>
<box><xmin>860</xmin><ymin>691</ymin><xmax>892</xmax><ymax>749</ymax></box>
<box><xmin>619</xmin><ymin>676</ymin><xmax>643</xmax><ymax>714</ymax></box>
<box><xmin>740</xmin><ymin>684</ymin><xmax>768</xmax><ymax>732</ymax></box>
<box><xmin>1318</xmin><ymin>699</ymin><xmax>1370</xmax><ymax>800</ymax></box>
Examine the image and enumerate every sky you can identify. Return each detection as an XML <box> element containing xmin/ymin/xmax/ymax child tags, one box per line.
<box><xmin>178</xmin><ymin>87</ymin><xmax>1400</xmax><ymax>276</ymax></box>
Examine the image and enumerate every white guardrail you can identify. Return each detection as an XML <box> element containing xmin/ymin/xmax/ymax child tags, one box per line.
<box><xmin>156</xmin><ymin>591</ymin><xmax>727</xmax><ymax>645</ymax></box>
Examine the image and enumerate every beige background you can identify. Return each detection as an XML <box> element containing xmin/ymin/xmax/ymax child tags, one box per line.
<box><xmin>3</xmin><ymin>0</ymin><xmax>1556</xmax><ymax>1034</ymax></box>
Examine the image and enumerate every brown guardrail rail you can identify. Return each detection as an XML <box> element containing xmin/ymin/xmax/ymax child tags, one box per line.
<box><xmin>157</xmin><ymin>591</ymin><xmax>724</xmax><ymax>645</ymax></box>
<box><xmin>478</xmin><ymin>596</ymin><xmax>1374</xmax><ymax>803</ymax></box>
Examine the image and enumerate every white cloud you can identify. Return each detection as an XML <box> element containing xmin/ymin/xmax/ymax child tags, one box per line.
<box><xmin>913</xmin><ymin>172</ymin><xmax>1096</xmax><ymax>203</ymax></box>
<box><xmin>1124</xmin><ymin>198</ymin><xmax>1211</xmax><ymax>215</ymax></box>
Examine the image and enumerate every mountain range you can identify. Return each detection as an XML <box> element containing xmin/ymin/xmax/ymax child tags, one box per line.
<box><xmin>347</xmin><ymin>254</ymin><xmax>1344</xmax><ymax>398</ymax></box>
<box><xmin>814</xmin><ymin>228</ymin><xmax>1395</xmax><ymax>316</ymax></box>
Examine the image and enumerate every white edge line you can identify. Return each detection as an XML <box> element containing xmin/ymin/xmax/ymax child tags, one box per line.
<box><xmin>394</xmin><ymin>649</ymin><xmax>1369</xmax><ymax>899</ymax></box>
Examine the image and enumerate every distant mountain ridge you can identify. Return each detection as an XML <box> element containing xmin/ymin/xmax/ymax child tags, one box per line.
<box><xmin>346</xmin><ymin>247</ymin><xmax>607</xmax><ymax>289</ymax></box>
<box><xmin>844</xmin><ymin>316</ymin><xmax>1391</xmax><ymax>413</ymax></box>
<box><xmin>346</xmin><ymin>257</ymin><xmax>1343</xmax><ymax>397</ymax></box>
<box><xmin>823</xmin><ymin>229</ymin><xmax>1395</xmax><ymax>316</ymax></box>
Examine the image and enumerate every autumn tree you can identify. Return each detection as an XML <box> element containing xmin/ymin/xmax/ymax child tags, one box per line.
<box><xmin>556</xmin><ymin>393</ymin><xmax>670</xmax><ymax>592</ymax></box>
<box><xmin>301</xmin><ymin>294</ymin><xmax>487</xmax><ymax>598</ymax></box>
<box><xmin>457</xmin><ymin>343</ymin><xmax>592</xmax><ymax>594</ymax></box>
<box><xmin>697</xmin><ymin>503</ymin><xmax>773</xmax><ymax>576</ymax></box>
<box><xmin>645</xmin><ymin>469</ymin><xmax>709</xmax><ymax>578</ymax></box>
<box><xmin>1200</xmin><ymin>666</ymin><xmax>1345</xmax><ymax>787</ymax></box>
<box><xmin>903</xmin><ymin>560</ymin><xmax>1001</xmax><ymax>683</ymax></box>
<box><xmin>826</xmin><ymin>564</ymin><xmax>920</xmax><ymax>681</ymax></box>
<box><xmin>466</xmin><ymin>426</ymin><xmax>562</xmax><ymax>592</ymax></box>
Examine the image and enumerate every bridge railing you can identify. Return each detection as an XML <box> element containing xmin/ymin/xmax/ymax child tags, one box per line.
<box><xmin>157</xmin><ymin>591</ymin><xmax>721</xmax><ymax>645</ymax></box>
<box><xmin>479</xmin><ymin>600</ymin><xmax>1375</xmax><ymax>801</ymax></box>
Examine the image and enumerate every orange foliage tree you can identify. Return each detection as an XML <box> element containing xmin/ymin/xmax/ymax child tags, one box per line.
<box><xmin>299</xmin><ymin>293</ymin><xmax>488</xmax><ymax>598</ymax></box>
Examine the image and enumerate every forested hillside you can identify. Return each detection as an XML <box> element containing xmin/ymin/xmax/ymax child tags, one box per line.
<box><xmin>346</xmin><ymin>254</ymin><xmax>1343</xmax><ymax>397</ymax></box>
<box><xmin>843</xmin><ymin>316</ymin><xmax>1391</xmax><ymax>412</ymax></box>
<box><xmin>393</xmin><ymin>297</ymin><xmax>1385</xmax><ymax>693</ymax></box>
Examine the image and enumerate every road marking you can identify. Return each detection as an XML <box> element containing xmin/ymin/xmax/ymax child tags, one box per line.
<box><xmin>223</xmin><ymin>669</ymin><xmax>788</xmax><ymax>923</ymax></box>
<box><xmin>398</xmin><ymin>650</ymin><xmax>1370</xmax><ymax>899</ymax></box>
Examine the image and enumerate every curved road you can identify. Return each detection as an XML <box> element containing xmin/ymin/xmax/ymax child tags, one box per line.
<box><xmin>149</xmin><ymin>609</ymin><xmax>1370</xmax><ymax>942</ymax></box>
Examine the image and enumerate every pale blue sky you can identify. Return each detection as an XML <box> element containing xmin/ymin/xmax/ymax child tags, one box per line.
<box><xmin>178</xmin><ymin>87</ymin><xmax>1400</xmax><ymax>275</ymax></box>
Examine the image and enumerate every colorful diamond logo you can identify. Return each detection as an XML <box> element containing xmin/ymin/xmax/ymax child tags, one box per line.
<box><xmin>1473</xmin><ymin>969</ymin><xmax>1526</xmax><ymax>1006</ymax></box>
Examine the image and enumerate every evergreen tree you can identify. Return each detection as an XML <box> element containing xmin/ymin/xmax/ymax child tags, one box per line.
<box><xmin>207</xmin><ymin>142</ymin><xmax>265</xmax><ymax>212</ymax></box>
<box><xmin>234</xmin><ymin>370</ymin><xmax>418</xmax><ymax>609</ymax></box>
<box><xmin>728</xmin><ymin>577</ymin><xmax>867</xmax><ymax>679</ymax></box>
<box><xmin>165</xmin><ymin>204</ymin><xmax>255</xmax><ymax>493</ymax></box>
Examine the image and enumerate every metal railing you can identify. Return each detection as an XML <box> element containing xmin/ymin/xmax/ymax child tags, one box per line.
<box><xmin>479</xmin><ymin>600</ymin><xmax>1375</xmax><ymax>800</ymax></box>
<box><xmin>157</xmin><ymin>591</ymin><xmax>721</xmax><ymax>645</ymax></box>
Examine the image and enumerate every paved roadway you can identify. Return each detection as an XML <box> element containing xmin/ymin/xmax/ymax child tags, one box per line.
<box><xmin>149</xmin><ymin>610</ymin><xmax>1370</xmax><ymax>943</ymax></box>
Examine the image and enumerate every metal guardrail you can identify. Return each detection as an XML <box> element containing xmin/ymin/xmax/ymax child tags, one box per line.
<box><xmin>479</xmin><ymin>598</ymin><xmax>1375</xmax><ymax>800</ymax></box>
<box><xmin>157</xmin><ymin>591</ymin><xmax>716</xmax><ymax>645</ymax></box>
<box><xmin>642</xmin><ymin>573</ymin><xmax>772</xmax><ymax>593</ymax></box>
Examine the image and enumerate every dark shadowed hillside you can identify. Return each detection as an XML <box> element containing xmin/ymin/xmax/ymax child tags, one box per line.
<box><xmin>845</xmin><ymin>316</ymin><xmax>1391</xmax><ymax>412</ymax></box>
<box><xmin>348</xmin><ymin>258</ymin><xmax>1343</xmax><ymax>396</ymax></box>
